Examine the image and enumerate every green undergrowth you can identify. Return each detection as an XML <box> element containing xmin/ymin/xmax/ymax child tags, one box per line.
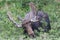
<box><xmin>0</xmin><ymin>0</ymin><xmax>60</xmax><ymax>40</ymax></box>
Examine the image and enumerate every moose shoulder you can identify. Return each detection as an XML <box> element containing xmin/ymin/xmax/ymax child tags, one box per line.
<box><xmin>32</xmin><ymin>10</ymin><xmax>51</xmax><ymax>32</ymax></box>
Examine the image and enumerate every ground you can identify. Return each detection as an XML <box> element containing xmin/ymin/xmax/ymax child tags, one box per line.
<box><xmin>0</xmin><ymin>0</ymin><xmax>60</xmax><ymax>40</ymax></box>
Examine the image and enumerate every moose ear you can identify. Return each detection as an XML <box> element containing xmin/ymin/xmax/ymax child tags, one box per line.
<box><xmin>29</xmin><ymin>2</ymin><xmax>37</xmax><ymax>15</ymax></box>
<box><xmin>29</xmin><ymin>2</ymin><xmax>35</xmax><ymax>6</ymax></box>
<box><xmin>29</xmin><ymin>2</ymin><xmax>36</xmax><ymax>10</ymax></box>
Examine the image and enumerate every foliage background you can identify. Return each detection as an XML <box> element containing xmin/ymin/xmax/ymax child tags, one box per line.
<box><xmin>0</xmin><ymin>0</ymin><xmax>60</xmax><ymax>40</ymax></box>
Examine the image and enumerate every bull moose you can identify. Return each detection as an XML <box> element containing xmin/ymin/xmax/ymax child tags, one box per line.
<box><xmin>6</xmin><ymin>2</ymin><xmax>51</xmax><ymax>38</ymax></box>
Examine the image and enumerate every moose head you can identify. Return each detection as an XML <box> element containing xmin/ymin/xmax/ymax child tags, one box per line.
<box><xmin>7</xmin><ymin>2</ymin><xmax>51</xmax><ymax>38</ymax></box>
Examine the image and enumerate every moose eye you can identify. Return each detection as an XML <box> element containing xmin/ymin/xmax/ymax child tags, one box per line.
<box><xmin>36</xmin><ymin>16</ymin><xmax>39</xmax><ymax>19</ymax></box>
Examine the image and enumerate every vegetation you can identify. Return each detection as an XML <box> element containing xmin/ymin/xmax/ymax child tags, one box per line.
<box><xmin>0</xmin><ymin>0</ymin><xmax>60</xmax><ymax>40</ymax></box>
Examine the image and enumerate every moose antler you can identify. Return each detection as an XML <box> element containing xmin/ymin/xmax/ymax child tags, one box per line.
<box><xmin>5</xmin><ymin>3</ymin><xmax>22</xmax><ymax>27</ymax></box>
<box><xmin>18</xmin><ymin>16</ymin><xmax>23</xmax><ymax>21</ymax></box>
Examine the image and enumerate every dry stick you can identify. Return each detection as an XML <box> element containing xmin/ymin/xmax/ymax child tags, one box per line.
<box><xmin>5</xmin><ymin>4</ymin><xmax>22</xmax><ymax>27</ymax></box>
